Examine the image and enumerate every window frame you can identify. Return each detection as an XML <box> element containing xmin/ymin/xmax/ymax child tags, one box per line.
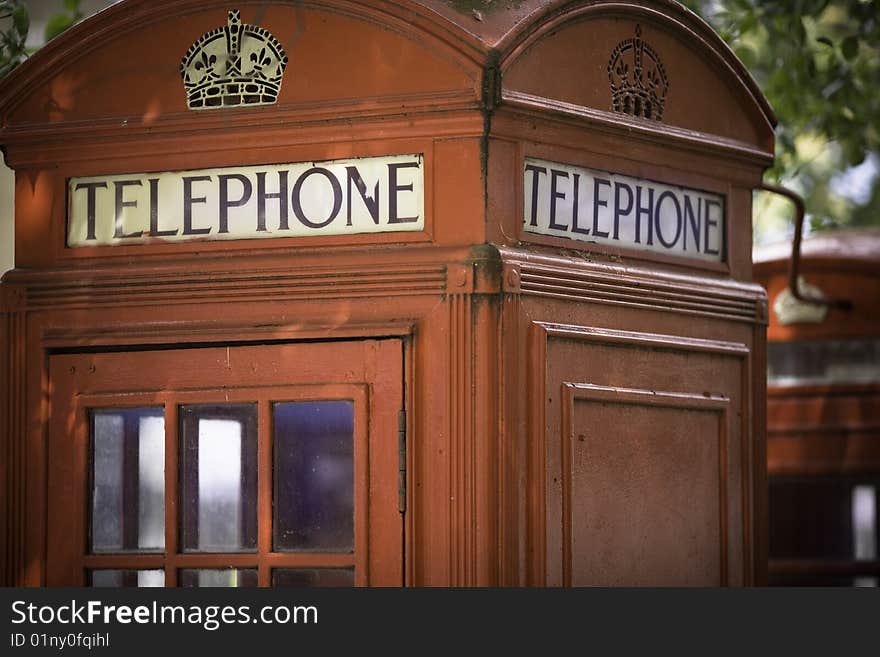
<box><xmin>53</xmin><ymin>384</ymin><xmax>369</xmax><ymax>587</ymax></box>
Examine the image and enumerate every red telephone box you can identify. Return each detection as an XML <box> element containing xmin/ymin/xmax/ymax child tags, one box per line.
<box><xmin>755</xmin><ymin>229</ymin><xmax>880</xmax><ymax>586</ymax></box>
<box><xmin>1</xmin><ymin>0</ymin><xmax>775</xmax><ymax>586</ymax></box>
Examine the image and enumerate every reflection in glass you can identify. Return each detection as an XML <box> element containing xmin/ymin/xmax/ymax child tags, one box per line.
<box><xmin>179</xmin><ymin>569</ymin><xmax>258</xmax><ymax>587</ymax></box>
<box><xmin>853</xmin><ymin>485</ymin><xmax>877</xmax><ymax>561</ymax></box>
<box><xmin>272</xmin><ymin>568</ymin><xmax>354</xmax><ymax>587</ymax></box>
<box><xmin>770</xmin><ymin>574</ymin><xmax>879</xmax><ymax>587</ymax></box>
<box><xmin>181</xmin><ymin>405</ymin><xmax>257</xmax><ymax>552</ymax></box>
<box><xmin>138</xmin><ymin>416</ymin><xmax>165</xmax><ymax>549</ymax></box>
<box><xmin>768</xmin><ymin>339</ymin><xmax>880</xmax><ymax>385</ymax></box>
<box><xmin>273</xmin><ymin>401</ymin><xmax>354</xmax><ymax>552</ymax></box>
<box><xmin>770</xmin><ymin>477</ymin><xmax>880</xmax><ymax>560</ymax></box>
<box><xmin>92</xmin><ymin>414</ymin><xmax>122</xmax><ymax>551</ymax></box>
<box><xmin>90</xmin><ymin>569</ymin><xmax>165</xmax><ymax>587</ymax></box>
<box><xmin>91</xmin><ymin>408</ymin><xmax>165</xmax><ymax>553</ymax></box>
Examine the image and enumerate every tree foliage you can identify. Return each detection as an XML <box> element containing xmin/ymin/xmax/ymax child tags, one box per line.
<box><xmin>0</xmin><ymin>1</ymin><xmax>29</xmax><ymax>79</ymax></box>
<box><xmin>0</xmin><ymin>0</ymin><xmax>82</xmax><ymax>77</ymax></box>
<box><xmin>681</xmin><ymin>0</ymin><xmax>880</xmax><ymax>238</ymax></box>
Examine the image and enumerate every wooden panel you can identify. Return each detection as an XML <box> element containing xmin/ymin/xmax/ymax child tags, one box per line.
<box><xmin>563</xmin><ymin>384</ymin><xmax>728</xmax><ymax>586</ymax></box>
<box><xmin>533</xmin><ymin>322</ymin><xmax>751</xmax><ymax>586</ymax></box>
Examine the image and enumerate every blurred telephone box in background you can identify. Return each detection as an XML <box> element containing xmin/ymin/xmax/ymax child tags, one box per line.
<box><xmin>755</xmin><ymin>230</ymin><xmax>880</xmax><ymax>586</ymax></box>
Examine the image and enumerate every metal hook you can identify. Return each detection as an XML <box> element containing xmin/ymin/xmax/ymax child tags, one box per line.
<box><xmin>758</xmin><ymin>182</ymin><xmax>853</xmax><ymax>311</ymax></box>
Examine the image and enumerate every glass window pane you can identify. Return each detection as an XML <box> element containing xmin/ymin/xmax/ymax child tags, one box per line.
<box><xmin>769</xmin><ymin>574</ymin><xmax>879</xmax><ymax>587</ymax></box>
<box><xmin>273</xmin><ymin>401</ymin><xmax>354</xmax><ymax>552</ymax></box>
<box><xmin>272</xmin><ymin>568</ymin><xmax>354</xmax><ymax>587</ymax></box>
<box><xmin>181</xmin><ymin>404</ymin><xmax>257</xmax><ymax>552</ymax></box>
<box><xmin>768</xmin><ymin>339</ymin><xmax>880</xmax><ymax>385</ymax></box>
<box><xmin>138</xmin><ymin>416</ymin><xmax>165</xmax><ymax>549</ymax></box>
<box><xmin>90</xmin><ymin>569</ymin><xmax>165</xmax><ymax>587</ymax></box>
<box><xmin>179</xmin><ymin>569</ymin><xmax>258</xmax><ymax>587</ymax></box>
<box><xmin>91</xmin><ymin>408</ymin><xmax>165</xmax><ymax>553</ymax></box>
<box><xmin>770</xmin><ymin>476</ymin><xmax>880</xmax><ymax>560</ymax></box>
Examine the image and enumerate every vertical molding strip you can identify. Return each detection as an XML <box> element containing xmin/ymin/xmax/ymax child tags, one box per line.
<box><xmin>2</xmin><ymin>287</ymin><xmax>27</xmax><ymax>585</ymax></box>
<box><xmin>449</xmin><ymin>292</ymin><xmax>475</xmax><ymax>585</ymax></box>
<box><xmin>1</xmin><ymin>301</ymin><xmax>8</xmax><ymax>585</ymax></box>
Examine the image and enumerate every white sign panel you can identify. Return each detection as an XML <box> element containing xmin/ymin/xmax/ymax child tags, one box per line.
<box><xmin>523</xmin><ymin>158</ymin><xmax>725</xmax><ymax>263</ymax></box>
<box><xmin>68</xmin><ymin>154</ymin><xmax>424</xmax><ymax>247</ymax></box>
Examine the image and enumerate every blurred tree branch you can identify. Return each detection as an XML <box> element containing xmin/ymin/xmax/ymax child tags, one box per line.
<box><xmin>1</xmin><ymin>0</ymin><xmax>83</xmax><ymax>77</ymax></box>
<box><xmin>681</xmin><ymin>0</ymin><xmax>880</xmax><ymax>238</ymax></box>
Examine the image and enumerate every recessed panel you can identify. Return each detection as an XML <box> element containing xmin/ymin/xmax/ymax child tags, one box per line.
<box><xmin>567</xmin><ymin>390</ymin><xmax>725</xmax><ymax>586</ymax></box>
<box><xmin>538</xmin><ymin>323</ymin><xmax>747</xmax><ymax>586</ymax></box>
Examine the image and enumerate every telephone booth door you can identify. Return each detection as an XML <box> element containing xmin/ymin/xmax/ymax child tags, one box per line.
<box><xmin>45</xmin><ymin>339</ymin><xmax>403</xmax><ymax>587</ymax></box>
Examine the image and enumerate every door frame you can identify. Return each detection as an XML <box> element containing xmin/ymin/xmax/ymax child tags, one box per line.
<box><xmin>46</xmin><ymin>338</ymin><xmax>405</xmax><ymax>587</ymax></box>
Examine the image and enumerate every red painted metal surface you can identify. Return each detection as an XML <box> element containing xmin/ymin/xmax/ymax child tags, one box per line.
<box><xmin>1</xmin><ymin>0</ymin><xmax>774</xmax><ymax>586</ymax></box>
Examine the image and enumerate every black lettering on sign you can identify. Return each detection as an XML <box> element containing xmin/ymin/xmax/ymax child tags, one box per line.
<box><xmin>683</xmin><ymin>196</ymin><xmax>701</xmax><ymax>253</ymax></box>
<box><xmin>592</xmin><ymin>178</ymin><xmax>611</xmax><ymax>239</ymax></box>
<box><xmin>613</xmin><ymin>181</ymin><xmax>633</xmax><ymax>241</ymax></box>
<box><xmin>524</xmin><ymin>164</ymin><xmax>547</xmax><ymax>227</ymax></box>
<box><xmin>549</xmin><ymin>169</ymin><xmax>569</xmax><ymax>231</ymax></box>
<box><xmin>113</xmin><ymin>180</ymin><xmax>144</xmax><ymax>239</ymax></box>
<box><xmin>182</xmin><ymin>175</ymin><xmax>212</xmax><ymax>236</ymax></box>
<box><xmin>149</xmin><ymin>178</ymin><xmax>177</xmax><ymax>237</ymax></box>
<box><xmin>634</xmin><ymin>186</ymin><xmax>654</xmax><ymax>245</ymax></box>
<box><xmin>256</xmin><ymin>171</ymin><xmax>288</xmax><ymax>232</ymax></box>
<box><xmin>74</xmin><ymin>181</ymin><xmax>107</xmax><ymax>241</ymax></box>
<box><xmin>66</xmin><ymin>155</ymin><xmax>424</xmax><ymax>247</ymax></box>
<box><xmin>522</xmin><ymin>158</ymin><xmax>726</xmax><ymax>264</ymax></box>
<box><xmin>218</xmin><ymin>174</ymin><xmax>253</xmax><ymax>234</ymax></box>
<box><xmin>346</xmin><ymin>166</ymin><xmax>380</xmax><ymax>227</ymax></box>
<box><xmin>292</xmin><ymin>168</ymin><xmax>342</xmax><ymax>229</ymax></box>
<box><xmin>571</xmin><ymin>173</ymin><xmax>589</xmax><ymax>236</ymax></box>
<box><xmin>387</xmin><ymin>162</ymin><xmax>420</xmax><ymax>224</ymax></box>
<box><xmin>704</xmin><ymin>198</ymin><xmax>722</xmax><ymax>256</ymax></box>
<box><xmin>654</xmin><ymin>190</ymin><xmax>682</xmax><ymax>249</ymax></box>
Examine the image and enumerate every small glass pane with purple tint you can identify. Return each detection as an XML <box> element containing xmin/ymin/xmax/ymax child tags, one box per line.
<box><xmin>273</xmin><ymin>401</ymin><xmax>354</xmax><ymax>551</ymax></box>
<box><xmin>272</xmin><ymin>568</ymin><xmax>354</xmax><ymax>587</ymax></box>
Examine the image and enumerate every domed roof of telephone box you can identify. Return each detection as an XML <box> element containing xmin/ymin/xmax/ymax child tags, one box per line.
<box><xmin>0</xmin><ymin>0</ymin><xmax>774</xmax><ymax>157</ymax></box>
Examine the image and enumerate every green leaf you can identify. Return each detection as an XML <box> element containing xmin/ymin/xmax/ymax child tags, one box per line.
<box><xmin>0</xmin><ymin>57</ymin><xmax>20</xmax><ymax>78</ymax></box>
<box><xmin>841</xmin><ymin>35</ymin><xmax>859</xmax><ymax>59</ymax></box>
<box><xmin>64</xmin><ymin>0</ymin><xmax>80</xmax><ymax>11</ymax></box>
<box><xmin>44</xmin><ymin>14</ymin><xmax>74</xmax><ymax>42</ymax></box>
<box><xmin>12</xmin><ymin>4</ymin><xmax>28</xmax><ymax>38</ymax></box>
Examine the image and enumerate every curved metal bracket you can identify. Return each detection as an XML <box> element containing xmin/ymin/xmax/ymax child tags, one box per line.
<box><xmin>758</xmin><ymin>182</ymin><xmax>853</xmax><ymax>311</ymax></box>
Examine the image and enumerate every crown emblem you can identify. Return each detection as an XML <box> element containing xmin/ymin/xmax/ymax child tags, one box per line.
<box><xmin>180</xmin><ymin>10</ymin><xmax>288</xmax><ymax>110</ymax></box>
<box><xmin>607</xmin><ymin>25</ymin><xmax>669</xmax><ymax>121</ymax></box>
